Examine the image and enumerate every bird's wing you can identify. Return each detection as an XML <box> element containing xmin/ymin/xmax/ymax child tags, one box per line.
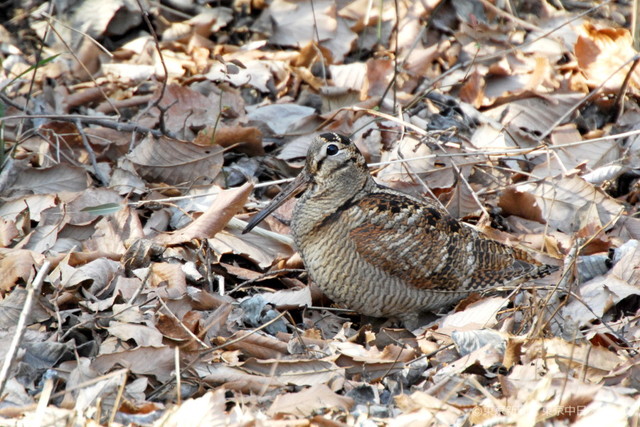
<box><xmin>348</xmin><ymin>190</ymin><xmax>539</xmax><ymax>291</ymax></box>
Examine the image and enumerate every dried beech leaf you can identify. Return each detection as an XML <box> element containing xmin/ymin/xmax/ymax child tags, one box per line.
<box><xmin>92</xmin><ymin>347</ymin><xmax>176</xmax><ymax>381</ymax></box>
<box><xmin>194</xmin><ymin>126</ymin><xmax>264</xmax><ymax>156</ymax></box>
<box><xmin>446</xmin><ymin>181</ymin><xmax>482</xmax><ymax>218</ymax></box>
<box><xmin>106</xmin><ymin>321</ymin><xmax>164</xmax><ymax>347</ymax></box>
<box><xmin>0</xmin><ymin>250</ymin><xmax>40</xmax><ymax>292</ymax></box>
<box><xmin>8</xmin><ymin>163</ymin><xmax>90</xmax><ymax>196</ymax></box>
<box><xmin>148</xmin><ymin>262</ymin><xmax>187</xmax><ymax>299</ymax></box>
<box><xmin>575</xmin><ymin>23</ymin><xmax>640</xmax><ymax>91</ymax></box>
<box><xmin>267</xmin><ymin>384</ymin><xmax>354</xmax><ymax>417</ymax></box>
<box><xmin>155</xmin><ymin>182</ymin><xmax>253</xmax><ymax>245</ymax></box>
<box><xmin>0</xmin><ymin>288</ymin><xmax>51</xmax><ymax>328</ymax></box>
<box><xmin>499</xmin><ymin>187</ymin><xmax>546</xmax><ymax>224</ymax></box>
<box><xmin>241</xmin><ymin>358</ymin><xmax>344</xmax><ymax>387</ymax></box>
<box><xmin>268</xmin><ymin>0</ymin><xmax>337</xmax><ymax>47</ymax></box>
<box><xmin>156</xmin><ymin>389</ymin><xmax>227</xmax><ymax>427</ymax></box>
<box><xmin>260</xmin><ymin>286</ymin><xmax>312</xmax><ymax>308</ymax></box>
<box><xmin>127</xmin><ymin>135</ymin><xmax>224</xmax><ymax>185</ymax></box>
<box><xmin>485</xmin><ymin>93</ymin><xmax>584</xmax><ymax>145</ymax></box>
<box><xmin>514</xmin><ymin>175</ymin><xmax>623</xmax><ymax>233</ymax></box>
<box><xmin>440</xmin><ymin>297</ymin><xmax>509</xmax><ymax>330</ymax></box>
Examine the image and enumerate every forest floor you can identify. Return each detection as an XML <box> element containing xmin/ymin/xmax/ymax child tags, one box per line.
<box><xmin>1</xmin><ymin>0</ymin><xmax>640</xmax><ymax>425</ymax></box>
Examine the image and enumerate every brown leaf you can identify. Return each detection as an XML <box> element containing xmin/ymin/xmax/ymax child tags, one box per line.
<box><xmin>106</xmin><ymin>321</ymin><xmax>164</xmax><ymax>347</ymax></box>
<box><xmin>499</xmin><ymin>187</ymin><xmax>545</xmax><ymax>224</ymax></box>
<box><xmin>0</xmin><ymin>217</ymin><xmax>19</xmax><ymax>247</ymax></box>
<box><xmin>92</xmin><ymin>347</ymin><xmax>176</xmax><ymax>381</ymax></box>
<box><xmin>575</xmin><ymin>23</ymin><xmax>640</xmax><ymax>91</ymax></box>
<box><xmin>127</xmin><ymin>135</ymin><xmax>224</xmax><ymax>185</ymax></box>
<box><xmin>439</xmin><ymin>297</ymin><xmax>509</xmax><ymax>330</ymax></box>
<box><xmin>524</xmin><ymin>338</ymin><xmax>624</xmax><ymax>382</ymax></box>
<box><xmin>194</xmin><ymin>126</ymin><xmax>264</xmax><ymax>156</ymax></box>
<box><xmin>459</xmin><ymin>70</ymin><xmax>485</xmax><ymax>107</ymax></box>
<box><xmin>0</xmin><ymin>288</ymin><xmax>52</xmax><ymax>328</ymax></box>
<box><xmin>137</xmin><ymin>84</ymin><xmax>243</xmax><ymax>138</ymax></box>
<box><xmin>0</xmin><ymin>249</ymin><xmax>40</xmax><ymax>293</ymax></box>
<box><xmin>268</xmin><ymin>0</ymin><xmax>337</xmax><ymax>47</ymax></box>
<box><xmin>155</xmin><ymin>182</ymin><xmax>253</xmax><ymax>245</ymax></box>
<box><xmin>334</xmin><ymin>342</ymin><xmax>414</xmax><ymax>381</ymax></box>
<box><xmin>197</xmin><ymin>363</ymin><xmax>284</xmax><ymax>394</ymax></box>
<box><xmin>513</xmin><ymin>175</ymin><xmax>623</xmax><ymax>234</ymax></box>
<box><xmin>218</xmin><ymin>330</ymin><xmax>288</xmax><ymax>359</ymax></box>
<box><xmin>267</xmin><ymin>384</ymin><xmax>354</xmax><ymax>417</ymax></box>
<box><xmin>241</xmin><ymin>357</ymin><xmax>345</xmax><ymax>387</ymax></box>
<box><xmin>260</xmin><ymin>286</ymin><xmax>312</xmax><ymax>309</ymax></box>
<box><xmin>148</xmin><ymin>262</ymin><xmax>187</xmax><ymax>299</ymax></box>
<box><xmin>156</xmin><ymin>311</ymin><xmax>201</xmax><ymax>342</ymax></box>
<box><xmin>155</xmin><ymin>389</ymin><xmax>227</xmax><ymax>427</ymax></box>
<box><xmin>8</xmin><ymin>163</ymin><xmax>90</xmax><ymax>197</ymax></box>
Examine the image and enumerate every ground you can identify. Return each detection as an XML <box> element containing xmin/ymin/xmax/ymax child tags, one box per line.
<box><xmin>0</xmin><ymin>0</ymin><xmax>639</xmax><ymax>425</ymax></box>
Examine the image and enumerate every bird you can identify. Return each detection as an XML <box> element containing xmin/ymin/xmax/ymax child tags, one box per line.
<box><xmin>243</xmin><ymin>133</ymin><xmax>557</xmax><ymax>328</ymax></box>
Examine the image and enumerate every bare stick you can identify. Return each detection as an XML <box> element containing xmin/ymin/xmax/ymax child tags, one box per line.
<box><xmin>134</xmin><ymin>0</ymin><xmax>173</xmax><ymax>138</ymax></box>
<box><xmin>44</xmin><ymin>18</ymin><xmax>120</xmax><ymax>116</ymax></box>
<box><xmin>0</xmin><ymin>260</ymin><xmax>52</xmax><ymax>396</ymax></box>
<box><xmin>75</xmin><ymin>118</ymin><xmax>110</xmax><ymax>186</ymax></box>
<box><xmin>0</xmin><ymin>108</ymin><xmax>164</xmax><ymax>138</ymax></box>
<box><xmin>613</xmin><ymin>55</ymin><xmax>640</xmax><ymax>121</ymax></box>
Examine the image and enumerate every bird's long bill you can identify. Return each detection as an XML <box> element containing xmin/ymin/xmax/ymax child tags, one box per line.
<box><xmin>242</xmin><ymin>172</ymin><xmax>310</xmax><ymax>234</ymax></box>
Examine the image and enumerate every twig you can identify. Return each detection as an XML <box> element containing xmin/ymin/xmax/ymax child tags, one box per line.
<box><xmin>148</xmin><ymin>310</ymin><xmax>288</xmax><ymax>400</ymax></box>
<box><xmin>378</xmin><ymin>0</ymin><xmax>400</xmax><ymax>111</ymax></box>
<box><xmin>174</xmin><ymin>346</ymin><xmax>181</xmax><ymax>405</ymax></box>
<box><xmin>477</xmin><ymin>0</ymin><xmax>542</xmax><ymax>32</ymax></box>
<box><xmin>309</xmin><ymin>0</ymin><xmax>328</xmax><ymax>82</ymax></box>
<box><xmin>96</xmin><ymin>94</ymin><xmax>155</xmax><ymax>115</ymax></box>
<box><xmin>75</xmin><ymin>118</ymin><xmax>110</xmax><ymax>186</ymax></box>
<box><xmin>107</xmin><ymin>371</ymin><xmax>128</xmax><ymax>426</ymax></box>
<box><xmin>135</xmin><ymin>0</ymin><xmax>172</xmax><ymax>137</ymax></box>
<box><xmin>613</xmin><ymin>55</ymin><xmax>640</xmax><ymax>122</ymax></box>
<box><xmin>43</xmin><ymin>17</ymin><xmax>120</xmax><ymax>116</ymax></box>
<box><xmin>64</xmin><ymin>85</ymin><xmax>116</xmax><ymax>112</ymax></box>
<box><xmin>0</xmin><ymin>260</ymin><xmax>52</xmax><ymax>397</ymax></box>
<box><xmin>0</xmin><ymin>110</ymin><xmax>164</xmax><ymax>138</ymax></box>
<box><xmin>158</xmin><ymin>298</ymin><xmax>210</xmax><ymax>349</ymax></box>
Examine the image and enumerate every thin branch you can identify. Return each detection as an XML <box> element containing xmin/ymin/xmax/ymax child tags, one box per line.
<box><xmin>134</xmin><ymin>0</ymin><xmax>172</xmax><ymax>137</ymax></box>
<box><xmin>309</xmin><ymin>0</ymin><xmax>327</xmax><ymax>82</ymax></box>
<box><xmin>613</xmin><ymin>55</ymin><xmax>640</xmax><ymax>122</ymax></box>
<box><xmin>147</xmin><ymin>310</ymin><xmax>289</xmax><ymax>400</ymax></box>
<box><xmin>75</xmin><ymin>118</ymin><xmax>110</xmax><ymax>186</ymax></box>
<box><xmin>43</xmin><ymin>16</ymin><xmax>120</xmax><ymax>116</ymax></box>
<box><xmin>0</xmin><ymin>110</ymin><xmax>164</xmax><ymax>138</ymax></box>
<box><xmin>0</xmin><ymin>260</ymin><xmax>52</xmax><ymax>397</ymax></box>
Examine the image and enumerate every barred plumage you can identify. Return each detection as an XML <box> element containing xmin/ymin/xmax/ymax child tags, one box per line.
<box><xmin>244</xmin><ymin>133</ymin><xmax>557</xmax><ymax>327</ymax></box>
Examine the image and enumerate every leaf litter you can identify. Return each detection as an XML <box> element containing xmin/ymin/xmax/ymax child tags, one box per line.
<box><xmin>1</xmin><ymin>0</ymin><xmax>640</xmax><ymax>425</ymax></box>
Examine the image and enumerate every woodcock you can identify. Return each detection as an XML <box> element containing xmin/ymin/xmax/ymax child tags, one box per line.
<box><xmin>243</xmin><ymin>133</ymin><xmax>557</xmax><ymax>327</ymax></box>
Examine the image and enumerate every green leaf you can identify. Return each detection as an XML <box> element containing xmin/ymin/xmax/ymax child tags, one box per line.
<box><xmin>80</xmin><ymin>203</ymin><xmax>123</xmax><ymax>216</ymax></box>
<box><xmin>1</xmin><ymin>54</ymin><xmax>60</xmax><ymax>93</ymax></box>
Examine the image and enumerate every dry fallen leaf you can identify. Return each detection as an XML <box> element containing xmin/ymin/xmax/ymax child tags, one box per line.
<box><xmin>2</xmin><ymin>1</ymin><xmax>640</xmax><ymax>425</ymax></box>
<box><xmin>267</xmin><ymin>384</ymin><xmax>354</xmax><ymax>417</ymax></box>
<box><xmin>155</xmin><ymin>182</ymin><xmax>253</xmax><ymax>245</ymax></box>
<box><xmin>127</xmin><ymin>135</ymin><xmax>224</xmax><ymax>185</ymax></box>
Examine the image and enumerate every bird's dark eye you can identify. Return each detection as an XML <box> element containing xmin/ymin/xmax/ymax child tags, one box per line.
<box><xmin>326</xmin><ymin>144</ymin><xmax>339</xmax><ymax>156</ymax></box>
